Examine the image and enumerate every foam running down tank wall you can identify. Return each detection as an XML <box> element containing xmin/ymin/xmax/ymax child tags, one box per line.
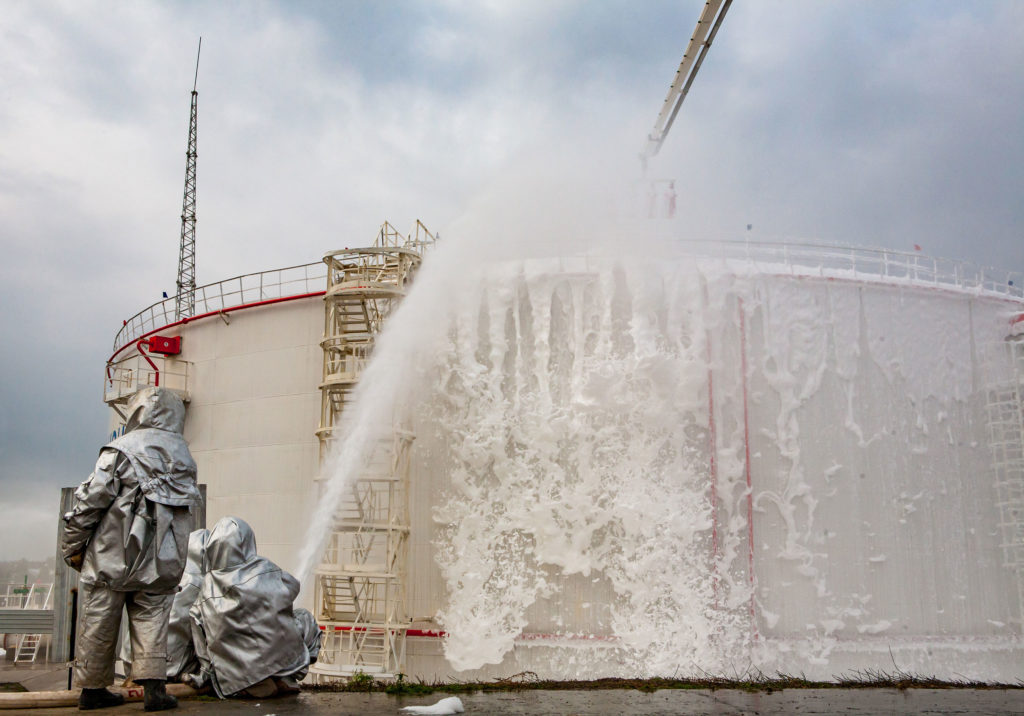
<box><xmin>105</xmin><ymin>240</ymin><xmax>1024</xmax><ymax>682</ymax></box>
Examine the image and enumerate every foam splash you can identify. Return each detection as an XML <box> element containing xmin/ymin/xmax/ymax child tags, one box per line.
<box><xmin>418</xmin><ymin>258</ymin><xmax>755</xmax><ymax>674</ymax></box>
<box><xmin>298</xmin><ymin>157</ymin><xmax>1022</xmax><ymax>679</ymax></box>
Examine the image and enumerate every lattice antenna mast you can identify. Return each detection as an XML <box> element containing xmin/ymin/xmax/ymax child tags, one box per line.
<box><xmin>175</xmin><ymin>38</ymin><xmax>201</xmax><ymax>320</ymax></box>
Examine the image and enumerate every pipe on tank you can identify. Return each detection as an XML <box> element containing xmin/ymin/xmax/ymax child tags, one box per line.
<box><xmin>136</xmin><ymin>339</ymin><xmax>160</xmax><ymax>387</ymax></box>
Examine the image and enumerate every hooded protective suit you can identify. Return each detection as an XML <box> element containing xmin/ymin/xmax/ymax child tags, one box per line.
<box><xmin>118</xmin><ymin>528</ymin><xmax>208</xmax><ymax>680</ymax></box>
<box><xmin>166</xmin><ymin>528</ymin><xmax>209</xmax><ymax>680</ymax></box>
<box><xmin>189</xmin><ymin>517</ymin><xmax>310</xmax><ymax>697</ymax></box>
<box><xmin>62</xmin><ymin>387</ymin><xmax>201</xmax><ymax>688</ymax></box>
<box><xmin>293</xmin><ymin>607</ymin><xmax>322</xmax><ymax>666</ymax></box>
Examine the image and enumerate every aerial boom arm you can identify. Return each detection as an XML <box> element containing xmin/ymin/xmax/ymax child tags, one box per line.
<box><xmin>642</xmin><ymin>0</ymin><xmax>732</xmax><ymax>168</ymax></box>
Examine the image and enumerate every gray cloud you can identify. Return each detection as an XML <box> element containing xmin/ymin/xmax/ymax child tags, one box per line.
<box><xmin>1</xmin><ymin>0</ymin><xmax>1022</xmax><ymax>559</ymax></box>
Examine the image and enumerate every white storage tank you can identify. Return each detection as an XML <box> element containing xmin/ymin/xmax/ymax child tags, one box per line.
<box><xmin>104</xmin><ymin>264</ymin><xmax>326</xmax><ymax>573</ymax></box>
<box><xmin>104</xmin><ymin>240</ymin><xmax>1024</xmax><ymax>682</ymax></box>
<box><xmin>401</xmin><ymin>242</ymin><xmax>1024</xmax><ymax>681</ymax></box>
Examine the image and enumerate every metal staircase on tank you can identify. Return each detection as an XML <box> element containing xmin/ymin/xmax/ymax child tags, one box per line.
<box><xmin>985</xmin><ymin>331</ymin><xmax>1024</xmax><ymax>633</ymax></box>
<box><xmin>311</xmin><ymin>221</ymin><xmax>435</xmax><ymax>682</ymax></box>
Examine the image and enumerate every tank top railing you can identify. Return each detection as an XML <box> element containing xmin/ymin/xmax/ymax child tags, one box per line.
<box><xmin>543</xmin><ymin>240</ymin><xmax>1023</xmax><ymax>302</ymax></box>
<box><xmin>113</xmin><ymin>262</ymin><xmax>327</xmax><ymax>353</ymax></box>
<box><xmin>688</xmin><ymin>240</ymin><xmax>1022</xmax><ymax>299</ymax></box>
<box><xmin>114</xmin><ymin>241</ymin><xmax>1021</xmax><ymax>354</ymax></box>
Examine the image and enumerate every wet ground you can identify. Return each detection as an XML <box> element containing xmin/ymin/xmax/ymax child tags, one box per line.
<box><xmin>7</xmin><ymin>688</ymin><xmax>1024</xmax><ymax>715</ymax></box>
<box><xmin>3</xmin><ymin>666</ymin><xmax>1023</xmax><ymax>714</ymax></box>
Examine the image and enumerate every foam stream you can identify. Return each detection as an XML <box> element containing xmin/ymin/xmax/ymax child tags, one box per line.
<box><xmin>300</xmin><ymin>222</ymin><xmax>1023</xmax><ymax>680</ymax></box>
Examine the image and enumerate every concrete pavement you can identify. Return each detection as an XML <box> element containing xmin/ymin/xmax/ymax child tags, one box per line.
<box><xmin>1</xmin><ymin>688</ymin><xmax>1023</xmax><ymax>715</ymax></box>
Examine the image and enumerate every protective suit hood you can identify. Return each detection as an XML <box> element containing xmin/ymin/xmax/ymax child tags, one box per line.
<box><xmin>125</xmin><ymin>386</ymin><xmax>186</xmax><ymax>434</ymax></box>
<box><xmin>61</xmin><ymin>387</ymin><xmax>200</xmax><ymax>592</ymax></box>
<box><xmin>204</xmin><ymin>518</ymin><xmax>257</xmax><ymax>573</ymax></box>
<box><xmin>105</xmin><ymin>387</ymin><xmax>200</xmax><ymax>509</ymax></box>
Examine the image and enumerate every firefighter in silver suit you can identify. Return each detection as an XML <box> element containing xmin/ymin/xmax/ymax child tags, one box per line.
<box><xmin>188</xmin><ymin>517</ymin><xmax>311</xmax><ymax>698</ymax></box>
<box><xmin>62</xmin><ymin>387</ymin><xmax>201</xmax><ymax>711</ymax></box>
<box><xmin>165</xmin><ymin>529</ymin><xmax>208</xmax><ymax>681</ymax></box>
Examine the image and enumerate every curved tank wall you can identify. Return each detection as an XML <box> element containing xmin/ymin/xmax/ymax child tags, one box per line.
<box><xmin>180</xmin><ymin>298</ymin><xmax>323</xmax><ymax>576</ymax></box>
<box><xmin>106</xmin><ymin>295</ymin><xmax>325</xmax><ymax>580</ymax></box>
<box><xmin>106</xmin><ymin>245</ymin><xmax>1024</xmax><ymax>682</ymax></box>
<box><xmin>397</xmin><ymin>253</ymin><xmax>1024</xmax><ymax>681</ymax></box>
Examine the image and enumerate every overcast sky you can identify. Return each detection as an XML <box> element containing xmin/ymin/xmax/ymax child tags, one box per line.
<box><xmin>1</xmin><ymin>0</ymin><xmax>1022</xmax><ymax>561</ymax></box>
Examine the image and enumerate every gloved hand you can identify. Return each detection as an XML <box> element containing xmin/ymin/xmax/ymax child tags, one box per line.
<box><xmin>66</xmin><ymin>551</ymin><xmax>85</xmax><ymax>571</ymax></box>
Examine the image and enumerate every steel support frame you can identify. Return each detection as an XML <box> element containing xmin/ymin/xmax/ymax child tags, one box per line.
<box><xmin>311</xmin><ymin>224</ymin><xmax>431</xmax><ymax>681</ymax></box>
<box><xmin>175</xmin><ymin>89</ymin><xmax>198</xmax><ymax>320</ymax></box>
<box><xmin>985</xmin><ymin>336</ymin><xmax>1024</xmax><ymax>632</ymax></box>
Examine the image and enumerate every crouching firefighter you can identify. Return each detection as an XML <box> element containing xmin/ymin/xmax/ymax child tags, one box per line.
<box><xmin>187</xmin><ymin>517</ymin><xmax>314</xmax><ymax>698</ymax></box>
<box><xmin>62</xmin><ymin>387</ymin><xmax>202</xmax><ymax>711</ymax></box>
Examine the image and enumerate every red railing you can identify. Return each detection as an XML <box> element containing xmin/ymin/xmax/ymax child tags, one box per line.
<box><xmin>113</xmin><ymin>262</ymin><xmax>326</xmax><ymax>353</ymax></box>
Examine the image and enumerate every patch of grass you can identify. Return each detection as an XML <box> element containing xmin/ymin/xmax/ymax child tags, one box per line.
<box><xmin>384</xmin><ymin>673</ymin><xmax>434</xmax><ymax>696</ymax></box>
<box><xmin>347</xmin><ymin>670</ymin><xmax>376</xmax><ymax>692</ymax></box>
<box><xmin>0</xmin><ymin>683</ymin><xmax>28</xmax><ymax>693</ymax></box>
<box><xmin>832</xmin><ymin>667</ymin><xmax>1008</xmax><ymax>690</ymax></box>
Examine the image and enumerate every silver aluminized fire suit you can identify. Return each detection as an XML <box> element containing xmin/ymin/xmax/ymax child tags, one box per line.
<box><xmin>166</xmin><ymin>528</ymin><xmax>208</xmax><ymax>680</ymax></box>
<box><xmin>119</xmin><ymin>529</ymin><xmax>209</xmax><ymax>680</ymax></box>
<box><xmin>293</xmin><ymin>607</ymin><xmax>322</xmax><ymax>666</ymax></box>
<box><xmin>189</xmin><ymin>517</ymin><xmax>310</xmax><ymax>697</ymax></box>
<box><xmin>62</xmin><ymin>387</ymin><xmax>201</xmax><ymax>688</ymax></box>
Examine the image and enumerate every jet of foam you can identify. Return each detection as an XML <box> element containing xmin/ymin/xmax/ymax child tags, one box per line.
<box><xmin>297</xmin><ymin>145</ymin><xmax>640</xmax><ymax>584</ymax></box>
<box><xmin>295</xmin><ymin>146</ymin><xmax>761</xmax><ymax>677</ymax></box>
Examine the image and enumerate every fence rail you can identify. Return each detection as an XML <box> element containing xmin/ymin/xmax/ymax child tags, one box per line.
<box><xmin>103</xmin><ymin>355</ymin><xmax>190</xmax><ymax>405</ymax></box>
<box><xmin>113</xmin><ymin>262</ymin><xmax>326</xmax><ymax>352</ymax></box>
<box><xmin>548</xmin><ymin>240</ymin><xmax>1023</xmax><ymax>302</ymax></box>
<box><xmin>0</xmin><ymin>583</ymin><xmax>52</xmax><ymax>610</ymax></box>
<box><xmin>114</xmin><ymin>242</ymin><xmax>1023</xmax><ymax>352</ymax></box>
<box><xmin>683</xmin><ymin>240</ymin><xmax>1024</xmax><ymax>300</ymax></box>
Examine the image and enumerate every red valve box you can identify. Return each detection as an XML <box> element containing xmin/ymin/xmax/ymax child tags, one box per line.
<box><xmin>147</xmin><ymin>335</ymin><xmax>182</xmax><ymax>355</ymax></box>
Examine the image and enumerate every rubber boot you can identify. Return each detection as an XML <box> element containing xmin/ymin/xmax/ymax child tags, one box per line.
<box><xmin>140</xmin><ymin>679</ymin><xmax>178</xmax><ymax>712</ymax></box>
<box><xmin>79</xmin><ymin>687</ymin><xmax>126</xmax><ymax>710</ymax></box>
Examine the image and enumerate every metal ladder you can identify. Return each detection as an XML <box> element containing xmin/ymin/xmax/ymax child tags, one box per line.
<box><xmin>312</xmin><ymin>224</ymin><xmax>433</xmax><ymax>681</ymax></box>
<box><xmin>986</xmin><ymin>336</ymin><xmax>1024</xmax><ymax>632</ymax></box>
<box><xmin>14</xmin><ymin>634</ymin><xmax>42</xmax><ymax>663</ymax></box>
<box><xmin>12</xmin><ymin>582</ymin><xmax>54</xmax><ymax>664</ymax></box>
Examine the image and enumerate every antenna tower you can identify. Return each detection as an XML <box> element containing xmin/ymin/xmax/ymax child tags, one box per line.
<box><xmin>175</xmin><ymin>38</ymin><xmax>201</xmax><ymax>320</ymax></box>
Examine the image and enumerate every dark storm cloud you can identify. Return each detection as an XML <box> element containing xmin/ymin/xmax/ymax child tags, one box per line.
<box><xmin>1</xmin><ymin>0</ymin><xmax>1022</xmax><ymax>558</ymax></box>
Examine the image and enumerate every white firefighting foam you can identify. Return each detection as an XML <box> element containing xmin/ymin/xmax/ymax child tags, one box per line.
<box><xmin>300</xmin><ymin>163</ymin><xmax>1023</xmax><ymax>680</ymax></box>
